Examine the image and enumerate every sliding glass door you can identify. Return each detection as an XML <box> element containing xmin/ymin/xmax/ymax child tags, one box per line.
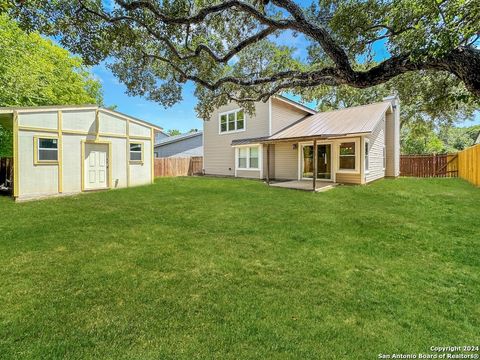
<box><xmin>301</xmin><ymin>144</ymin><xmax>332</xmax><ymax>180</ymax></box>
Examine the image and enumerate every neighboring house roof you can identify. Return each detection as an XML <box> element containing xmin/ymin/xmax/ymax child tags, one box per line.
<box><xmin>476</xmin><ymin>131</ymin><xmax>480</xmax><ymax>144</ymax></box>
<box><xmin>154</xmin><ymin>131</ymin><xmax>203</xmax><ymax>147</ymax></box>
<box><xmin>231</xmin><ymin>101</ymin><xmax>392</xmax><ymax>146</ymax></box>
<box><xmin>0</xmin><ymin>105</ymin><xmax>163</xmax><ymax>132</ymax></box>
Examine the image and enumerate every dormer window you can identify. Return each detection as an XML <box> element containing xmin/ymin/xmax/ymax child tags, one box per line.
<box><xmin>219</xmin><ymin>109</ymin><xmax>245</xmax><ymax>134</ymax></box>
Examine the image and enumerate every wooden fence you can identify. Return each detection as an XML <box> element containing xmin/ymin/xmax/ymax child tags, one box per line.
<box><xmin>154</xmin><ymin>156</ymin><xmax>203</xmax><ymax>177</ymax></box>
<box><xmin>458</xmin><ymin>144</ymin><xmax>480</xmax><ymax>186</ymax></box>
<box><xmin>0</xmin><ymin>157</ymin><xmax>13</xmax><ymax>192</ymax></box>
<box><xmin>400</xmin><ymin>154</ymin><xmax>458</xmax><ymax>178</ymax></box>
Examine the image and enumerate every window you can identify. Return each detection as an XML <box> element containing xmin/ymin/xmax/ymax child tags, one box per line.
<box><xmin>339</xmin><ymin>142</ymin><xmax>356</xmax><ymax>170</ymax></box>
<box><xmin>35</xmin><ymin>137</ymin><xmax>58</xmax><ymax>163</ymax></box>
<box><xmin>130</xmin><ymin>143</ymin><xmax>143</xmax><ymax>162</ymax></box>
<box><xmin>365</xmin><ymin>140</ymin><xmax>369</xmax><ymax>173</ymax></box>
<box><xmin>219</xmin><ymin>109</ymin><xmax>245</xmax><ymax>133</ymax></box>
<box><xmin>238</xmin><ymin>147</ymin><xmax>248</xmax><ymax>168</ymax></box>
<box><xmin>237</xmin><ymin>146</ymin><xmax>259</xmax><ymax>169</ymax></box>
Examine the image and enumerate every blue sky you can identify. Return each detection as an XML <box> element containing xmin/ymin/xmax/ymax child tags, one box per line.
<box><xmin>92</xmin><ymin>20</ymin><xmax>479</xmax><ymax>132</ymax></box>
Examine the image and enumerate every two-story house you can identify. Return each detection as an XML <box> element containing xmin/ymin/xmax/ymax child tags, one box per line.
<box><xmin>203</xmin><ymin>95</ymin><xmax>400</xmax><ymax>187</ymax></box>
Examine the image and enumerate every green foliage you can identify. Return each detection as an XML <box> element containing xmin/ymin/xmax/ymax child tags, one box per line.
<box><xmin>167</xmin><ymin>129</ymin><xmax>182</xmax><ymax>136</ymax></box>
<box><xmin>401</xmin><ymin>123</ymin><xmax>479</xmax><ymax>155</ymax></box>
<box><xmin>0</xmin><ymin>14</ymin><xmax>103</xmax><ymax>108</ymax></box>
<box><xmin>0</xmin><ymin>14</ymin><xmax>103</xmax><ymax>156</ymax></box>
<box><xmin>0</xmin><ymin>177</ymin><xmax>479</xmax><ymax>358</ymax></box>
<box><xmin>301</xmin><ymin>70</ymin><xmax>479</xmax><ymax>129</ymax></box>
<box><xmin>0</xmin><ymin>127</ymin><xmax>12</xmax><ymax>157</ymax></box>
<box><xmin>7</xmin><ymin>1</ymin><xmax>480</xmax><ymax>120</ymax></box>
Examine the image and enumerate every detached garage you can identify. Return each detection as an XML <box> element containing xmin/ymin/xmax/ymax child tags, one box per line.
<box><xmin>0</xmin><ymin>105</ymin><xmax>162</xmax><ymax>201</ymax></box>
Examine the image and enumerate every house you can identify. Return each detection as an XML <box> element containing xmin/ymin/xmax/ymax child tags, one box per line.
<box><xmin>203</xmin><ymin>95</ymin><xmax>400</xmax><ymax>187</ymax></box>
<box><xmin>0</xmin><ymin>105</ymin><xmax>162</xmax><ymax>201</ymax></box>
<box><xmin>155</xmin><ymin>130</ymin><xmax>170</xmax><ymax>144</ymax></box>
<box><xmin>475</xmin><ymin>131</ymin><xmax>480</xmax><ymax>144</ymax></box>
<box><xmin>154</xmin><ymin>131</ymin><xmax>203</xmax><ymax>158</ymax></box>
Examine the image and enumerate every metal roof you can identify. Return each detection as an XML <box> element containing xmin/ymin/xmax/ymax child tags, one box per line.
<box><xmin>155</xmin><ymin>131</ymin><xmax>202</xmax><ymax>147</ymax></box>
<box><xmin>231</xmin><ymin>136</ymin><xmax>270</xmax><ymax>146</ymax></box>
<box><xmin>268</xmin><ymin>101</ymin><xmax>392</xmax><ymax>141</ymax></box>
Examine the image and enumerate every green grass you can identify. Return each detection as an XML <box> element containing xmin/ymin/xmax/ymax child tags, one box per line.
<box><xmin>0</xmin><ymin>177</ymin><xmax>479</xmax><ymax>359</ymax></box>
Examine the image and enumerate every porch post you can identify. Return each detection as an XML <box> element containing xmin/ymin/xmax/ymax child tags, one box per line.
<box><xmin>313</xmin><ymin>139</ymin><xmax>317</xmax><ymax>191</ymax></box>
<box><xmin>266</xmin><ymin>144</ymin><xmax>270</xmax><ymax>184</ymax></box>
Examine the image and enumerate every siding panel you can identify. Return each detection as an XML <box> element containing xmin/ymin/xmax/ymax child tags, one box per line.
<box><xmin>203</xmin><ymin>101</ymin><xmax>269</xmax><ymax>176</ymax></box>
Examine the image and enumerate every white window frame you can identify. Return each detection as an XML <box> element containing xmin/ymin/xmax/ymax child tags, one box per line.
<box><xmin>234</xmin><ymin>145</ymin><xmax>263</xmax><ymax>178</ymax></box>
<box><xmin>129</xmin><ymin>142</ymin><xmax>144</xmax><ymax>164</ymax></box>
<box><xmin>218</xmin><ymin>108</ymin><xmax>246</xmax><ymax>134</ymax></box>
<box><xmin>337</xmin><ymin>140</ymin><xmax>359</xmax><ymax>173</ymax></box>
<box><xmin>364</xmin><ymin>139</ymin><xmax>370</xmax><ymax>174</ymax></box>
<box><xmin>236</xmin><ymin>146</ymin><xmax>260</xmax><ymax>170</ymax></box>
<box><xmin>34</xmin><ymin>136</ymin><xmax>59</xmax><ymax>165</ymax></box>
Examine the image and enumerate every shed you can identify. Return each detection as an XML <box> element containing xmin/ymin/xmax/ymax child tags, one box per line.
<box><xmin>0</xmin><ymin>105</ymin><xmax>162</xmax><ymax>201</ymax></box>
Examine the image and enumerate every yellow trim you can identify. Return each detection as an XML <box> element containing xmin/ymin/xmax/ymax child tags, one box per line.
<box><xmin>128</xmin><ymin>141</ymin><xmax>144</xmax><ymax>165</ymax></box>
<box><xmin>81</xmin><ymin>140</ymin><xmax>85</xmax><ymax>191</ymax></box>
<box><xmin>151</xmin><ymin>128</ymin><xmax>155</xmax><ymax>183</ymax></box>
<box><xmin>33</xmin><ymin>135</ymin><xmax>59</xmax><ymax>165</ymax></box>
<box><xmin>80</xmin><ymin>139</ymin><xmax>113</xmax><ymax>192</ymax></box>
<box><xmin>95</xmin><ymin>109</ymin><xmax>100</xmax><ymax>140</ymax></box>
<box><xmin>18</xmin><ymin>125</ymin><xmax>57</xmax><ymax>133</ymax></box>
<box><xmin>126</xmin><ymin>119</ymin><xmax>130</xmax><ymax>186</ymax></box>
<box><xmin>99</xmin><ymin>132</ymin><xmax>127</xmax><ymax>139</ymax></box>
<box><xmin>13</xmin><ymin>111</ymin><xmax>19</xmax><ymax>198</ymax></box>
<box><xmin>58</xmin><ymin>111</ymin><xmax>63</xmax><ymax>193</ymax></box>
<box><xmin>18</xmin><ymin>125</ymin><xmax>140</xmax><ymax>140</ymax></box>
<box><xmin>63</xmin><ymin>129</ymin><xmax>95</xmax><ymax>136</ymax></box>
<box><xmin>129</xmin><ymin>135</ymin><xmax>151</xmax><ymax>140</ymax></box>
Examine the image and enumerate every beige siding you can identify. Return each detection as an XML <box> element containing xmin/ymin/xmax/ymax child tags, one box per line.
<box><xmin>129</xmin><ymin>141</ymin><xmax>152</xmax><ymax>186</ymax></box>
<box><xmin>102</xmin><ymin>136</ymin><xmax>127</xmax><ymax>188</ymax></box>
<box><xmin>271</xmin><ymin>98</ymin><xmax>310</xmax><ymax>134</ymax></box>
<box><xmin>203</xmin><ymin>101</ymin><xmax>269</xmax><ymax>176</ymax></box>
<box><xmin>62</xmin><ymin>134</ymin><xmax>88</xmax><ymax>193</ymax></box>
<box><xmin>129</xmin><ymin>121</ymin><xmax>151</xmax><ymax>137</ymax></box>
<box><xmin>62</xmin><ymin>110</ymin><xmax>96</xmax><ymax>133</ymax></box>
<box><xmin>274</xmin><ymin>142</ymin><xmax>298</xmax><ymax>180</ymax></box>
<box><xmin>18</xmin><ymin>111</ymin><xmax>57</xmax><ymax>129</ymax></box>
<box><xmin>18</xmin><ymin>130</ymin><xmax>59</xmax><ymax>197</ymax></box>
<box><xmin>99</xmin><ymin>112</ymin><xmax>127</xmax><ymax>135</ymax></box>
<box><xmin>236</xmin><ymin>169</ymin><xmax>261</xmax><ymax>179</ymax></box>
<box><xmin>336</xmin><ymin>172</ymin><xmax>362</xmax><ymax>184</ymax></box>
<box><xmin>365</xmin><ymin>117</ymin><xmax>386</xmax><ymax>183</ymax></box>
<box><xmin>384</xmin><ymin>97</ymin><xmax>400</xmax><ymax>177</ymax></box>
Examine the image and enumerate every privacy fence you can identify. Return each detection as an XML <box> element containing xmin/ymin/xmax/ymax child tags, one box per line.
<box><xmin>154</xmin><ymin>156</ymin><xmax>203</xmax><ymax>177</ymax></box>
<box><xmin>400</xmin><ymin>144</ymin><xmax>480</xmax><ymax>187</ymax></box>
<box><xmin>457</xmin><ymin>144</ymin><xmax>480</xmax><ymax>186</ymax></box>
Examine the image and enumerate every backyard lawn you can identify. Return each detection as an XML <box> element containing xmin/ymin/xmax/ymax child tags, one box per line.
<box><xmin>0</xmin><ymin>177</ymin><xmax>479</xmax><ymax>359</ymax></box>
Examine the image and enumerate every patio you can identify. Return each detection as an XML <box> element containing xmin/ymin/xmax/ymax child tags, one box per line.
<box><xmin>269</xmin><ymin>180</ymin><xmax>337</xmax><ymax>192</ymax></box>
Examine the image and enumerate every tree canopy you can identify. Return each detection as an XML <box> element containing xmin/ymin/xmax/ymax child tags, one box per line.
<box><xmin>0</xmin><ymin>14</ymin><xmax>103</xmax><ymax>107</ymax></box>
<box><xmin>7</xmin><ymin>0</ymin><xmax>479</xmax><ymax>119</ymax></box>
<box><xmin>0</xmin><ymin>14</ymin><xmax>103</xmax><ymax>156</ymax></box>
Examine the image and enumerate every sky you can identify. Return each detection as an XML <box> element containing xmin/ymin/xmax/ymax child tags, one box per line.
<box><xmin>91</xmin><ymin>8</ymin><xmax>479</xmax><ymax>133</ymax></box>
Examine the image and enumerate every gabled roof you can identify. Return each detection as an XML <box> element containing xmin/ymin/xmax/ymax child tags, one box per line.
<box><xmin>155</xmin><ymin>131</ymin><xmax>202</xmax><ymax>147</ymax></box>
<box><xmin>231</xmin><ymin>101</ymin><xmax>393</xmax><ymax>146</ymax></box>
<box><xmin>268</xmin><ymin>101</ymin><xmax>392</xmax><ymax>141</ymax></box>
<box><xmin>0</xmin><ymin>105</ymin><xmax>163</xmax><ymax>131</ymax></box>
<box><xmin>476</xmin><ymin>131</ymin><xmax>480</xmax><ymax>144</ymax></box>
<box><xmin>273</xmin><ymin>95</ymin><xmax>317</xmax><ymax>115</ymax></box>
